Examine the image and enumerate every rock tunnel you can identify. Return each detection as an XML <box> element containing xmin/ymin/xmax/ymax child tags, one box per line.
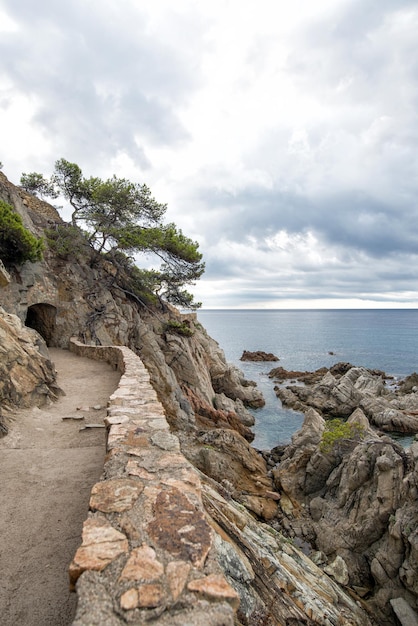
<box><xmin>25</xmin><ymin>303</ymin><xmax>57</xmax><ymax>346</ymax></box>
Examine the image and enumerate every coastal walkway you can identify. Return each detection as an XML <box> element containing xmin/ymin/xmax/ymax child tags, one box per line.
<box><xmin>0</xmin><ymin>348</ymin><xmax>120</xmax><ymax>626</ymax></box>
<box><xmin>0</xmin><ymin>342</ymin><xmax>239</xmax><ymax>626</ymax></box>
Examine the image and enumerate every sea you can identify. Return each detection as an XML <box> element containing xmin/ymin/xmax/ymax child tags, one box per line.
<box><xmin>196</xmin><ymin>309</ymin><xmax>418</xmax><ymax>450</ymax></box>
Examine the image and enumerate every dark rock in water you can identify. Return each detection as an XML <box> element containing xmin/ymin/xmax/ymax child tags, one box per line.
<box><xmin>398</xmin><ymin>372</ymin><xmax>418</xmax><ymax>393</ymax></box>
<box><xmin>241</xmin><ymin>350</ymin><xmax>279</xmax><ymax>362</ymax></box>
<box><xmin>269</xmin><ymin>365</ymin><xmax>329</xmax><ymax>383</ymax></box>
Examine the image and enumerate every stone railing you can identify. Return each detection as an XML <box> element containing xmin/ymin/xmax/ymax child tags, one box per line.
<box><xmin>68</xmin><ymin>339</ymin><xmax>239</xmax><ymax>626</ymax></box>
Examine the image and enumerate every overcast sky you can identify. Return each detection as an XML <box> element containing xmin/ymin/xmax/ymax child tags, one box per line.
<box><xmin>1</xmin><ymin>0</ymin><xmax>418</xmax><ymax>308</ymax></box>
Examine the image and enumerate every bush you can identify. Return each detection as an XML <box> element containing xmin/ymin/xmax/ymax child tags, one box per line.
<box><xmin>0</xmin><ymin>200</ymin><xmax>44</xmax><ymax>264</ymax></box>
<box><xmin>320</xmin><ymin>418</ymin><xmax>365</xmax><ymax>454</ymax></box>
<box><xmin>164</xmin><ymin>319</ymin><xmax>194</xmax><ymax>337</ymax></box>
<box><xmin>45</xmin><ymin>224</ymin><xmax>90</xmax><ymax>260</ymax></box>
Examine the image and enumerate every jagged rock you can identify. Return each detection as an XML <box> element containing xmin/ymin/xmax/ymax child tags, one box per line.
<box><xmin>324</xmin><ymin>555</ymin><xmax>350</xmax><ymax>585</ymax></box>
<box><xmin>181</xmin><ymin>385</ymin><xmax>254</xmax><ymax>441</ymax></box>
<box><xmin>272</xmin><ymin>400</ymin><xmax>418</xmax><ymax>624</ymax></box>
<box><xmin>203</xmin><ymin>480</ymin><xmax>374</xmax><ymax>626</ymax></box>
<box><xmin>273</xmin><ymin>408</ymin><xmax>328</xmax><ymax>498</ymax></box>
<box><xmin>189</xmin><ymin>427</ymin><xmax>278</xmax><ymax>521</ymax></box>
<box><xmin>273</xmin><ymin>361</ymin><xmax>418</xmax><ymax>433</ymax></box>
<box><xmin>212</xmin><ymin>365</ymin><xmax>264</xmax><ymax>408</ymax></box>
<box><xmin>398</xmin><ymin>374</ymin><xmax>418</xmax><ymax>394</ymax></box>
<box><xmin>390</xmin><ymin>597</ymin><xmax>418</xmax><ymax>626</ymax></box>
<box><xmin>0</xmin><ymin>259</ymin><xmax>10</xmax><ymax>287</ymax></box>
<box><xmin>213</xmin><ymin>394</ymin><xmax>255</xmax><ymax>427</ymax></box>
<box><xmin>0</xmin><ymin>306</ymin><xmax>61</xmax><ymax>409</ymax></box>
<box><xmin>269</xmin><ymin>364</ymin><xmax>330</xmax><ymax>383</ymax></box>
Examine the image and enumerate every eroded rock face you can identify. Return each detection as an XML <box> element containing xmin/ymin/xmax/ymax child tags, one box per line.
<box><xmin>203</xmin><ymin>479</ymin><xmax>374</xmax><ymax>626</ymax></box>
<box><xmin>272</xmin><ymin>406</ymin><xmax>418</xmax><ymax>625</ymax></box>
<box><xmin>0</xmin><ymin>306</ymin><xmax>61</xmax><ymax>415</ymax></box>
<box><xmin>187</xmin><ymin>427</ymin><xmax>278</xmax><ymax>521</ymax></box>
<box><xmin>0</xmin><ymin>175</ymin><xmax>262</xmax><ymax>425</ymax></box>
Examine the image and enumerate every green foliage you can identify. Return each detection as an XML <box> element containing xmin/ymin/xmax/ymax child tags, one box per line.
<box><xmin>164</xmin><ymin>319</ymin><xmax>194</xmax><ymax>337</ymax></box>
<box><xmin>49</xmin><ymin>158</ymin><xmax>204</xmax><ymax>308</ymax></box>
<box><xmin>45</xmin><ymin>224</ymin><xmax>90</xmax><ymax>260</ymax></box>
<box><xmin>52</xmin><ymin>159</ymin><xmax>166</xmax><ymax>244</ymax></box>
<box><xmin>20</xmin><ymin>172</ymin><xmax>58</xmax><ymax>199</ymax></box>
<box><xmin>320</xmin><ymin>418</ymin><xmax>365</xmax><ymax>454</ymax></box>
<box><xmin>0</xmin><ymin>200</ymin><xmax>44</xmax><ymax>264</ymax></box>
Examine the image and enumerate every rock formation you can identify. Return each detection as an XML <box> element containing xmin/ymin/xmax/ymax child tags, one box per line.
<box><xmin>271</xmin><ymin>362</ymin><xmax>418</xmax><ymax>433</ymax></box>
<box><xmin>0</xmin><ymin>307</ymin><xmax>60</xmax><ymax>414</ymax></box>
<box><xmin>271</xmin><ymin>404</ymin><xmax>418</xmax><ymax>625</ymax></box>
<box><xmin>240</xmin><ymin>350</ymin><xmax>279</xmax><ymax>362</ymax></box>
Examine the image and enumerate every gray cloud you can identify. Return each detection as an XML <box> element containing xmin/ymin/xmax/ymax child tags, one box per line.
<box><xmin>193</xmin><ymin>184</ymin><xmax>418</xmax><ymax>259</ymax></box>
<box><xmin>0</xmin><ymin>0</ymin><xmax>201</xmax><ymax>169</ymax></box>
<box><xmin>1</xmin><ymin>0</ymin><xmax>418</xmax><ymax>307</ymax></box>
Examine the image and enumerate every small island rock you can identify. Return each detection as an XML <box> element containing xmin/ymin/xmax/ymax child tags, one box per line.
<box><xmin>240</xmin><ymin>350</ymin><xmax>279</xmax><ymax>362</ymax></box>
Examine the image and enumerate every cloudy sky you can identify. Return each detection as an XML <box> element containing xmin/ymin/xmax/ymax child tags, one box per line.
<box><xmin>1</xmin><ymin>0</ymin><xmax>418</xmax><ymax>308</ymax></box>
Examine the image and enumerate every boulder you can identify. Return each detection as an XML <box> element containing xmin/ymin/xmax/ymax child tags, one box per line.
<box><xmin>188</xmin><ymin>427</ymin><xmax>278</xmax><ymax>521</ymax></box>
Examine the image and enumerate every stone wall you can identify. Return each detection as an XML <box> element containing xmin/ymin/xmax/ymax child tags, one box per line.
<box><xmin>68</xmin><ymin>339</ymin><xmax>239</xmax><ymax>626</ymax></box>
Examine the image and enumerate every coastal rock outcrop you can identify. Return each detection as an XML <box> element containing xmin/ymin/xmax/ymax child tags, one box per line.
<box><xmin>271</xmin><ymin>363</ymin><xmax>418</xmax><ymax>433</ymax></box>
<box><xmin>272</xmin><ymin>405</ymin><xmax>418</xmax><ymax>624</ymax></box>
<box><xmin>202</xmin><ymin>477</ymin><xmax>374</xmax><ymax>626</ymax></box>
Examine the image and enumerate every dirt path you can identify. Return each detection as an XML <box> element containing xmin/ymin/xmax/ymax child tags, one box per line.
<box><xmin>0</xmin><ymin>348</ymin><xmax>120</xmax><ymax>626</ymax></box>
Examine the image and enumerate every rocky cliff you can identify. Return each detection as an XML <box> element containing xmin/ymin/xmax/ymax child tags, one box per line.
<box><xmin>271</xmin><ymin>369</ymin><xmax>418</xmax><ymax>625</ymax></box>
<box><xmin>0</xmin><ymin>171</ymin><xmax>383</xmax><ymax>625</ymax></box>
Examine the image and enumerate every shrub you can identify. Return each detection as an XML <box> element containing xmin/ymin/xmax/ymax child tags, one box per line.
<box><xmin>164</xmin><ymin>319</ymin><xmax>194</xmax><ymax>337</ymax></box>
<box><xmin>320</xmin><ymin>418</ymin><xmax>365</xmax><ymax>454</ymax></box>
<box><xmin>0</xmin><ymin>199</ymin><xmax>44</xmax><ymax>264</ymax></box>
<box><xmin>45</xmin><ymin>224</ymin><xmax>89</xmax><ymax>260</ymax></box>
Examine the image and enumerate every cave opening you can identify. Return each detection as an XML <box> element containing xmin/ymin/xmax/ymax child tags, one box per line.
<box><xmin>25</xmin><ymin>303</ymin><xmax>57</xmax><ymax>346</ymax></box>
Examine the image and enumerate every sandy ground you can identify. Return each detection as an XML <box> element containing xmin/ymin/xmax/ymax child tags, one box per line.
<box><xmin>0</xmin><ymin>348</ymin><xmax>120</xmax><ymax>626</ymax></box>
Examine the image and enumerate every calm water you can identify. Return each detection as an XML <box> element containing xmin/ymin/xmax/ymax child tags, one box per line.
<box><xmin>197</xmin><ymin>309</ymin><xmax>418</xmax><ymax>449</ymax></box>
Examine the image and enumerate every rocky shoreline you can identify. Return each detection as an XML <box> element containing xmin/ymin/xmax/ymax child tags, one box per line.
<box><xmin>270</xmin><ymin>361</ymin><xmax>418</xmax><ymax>433</ymax></box>
<box><xmin>256</xmin><ymin>361</ymin><xmax>418</xmax><ymax>625</ymax></box>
